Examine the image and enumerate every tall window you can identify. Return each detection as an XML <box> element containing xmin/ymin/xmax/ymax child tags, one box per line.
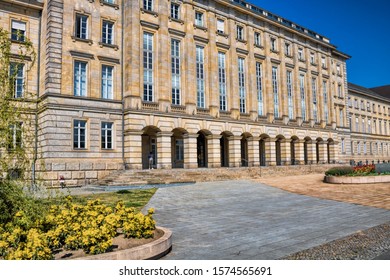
<box><xmin>11</xmin><ymin>20</ymin><xmax>26</xmax><ymax>42</ymax></box>
<box><xmin>272</xmin><ymin>66</ymin><xmax>279</xmax><ymax>118</ymax></box>
<box><xmin>339</xmin><ymin>109</ymin><xmax>344</xmax><ymax>127</ymax></box>
<box><xmin>75</xmin><ymin>14</ymin><xmax>88</xmax><ymax>39</ymax></box>
<box><xmin>196</xmin><ymin>45</ymin><xmax>205</xmax><ymax>108</ymax></box>
<box><xmin>171</xmin><ymin>39</ymin><xmax>181</xmax><ymax>105</ymax></box>
<box><xmin>256</xmin><ymin>62</ymin><xmax>263</xmax><ymax>116</ymax></box>
<box><xmin>270</xmin><ymin>37</ymin><xmax>277</xmax><ymax>51</ymax></box>
<box><xmin>368</xmin><ymin>119</ymin><xmax>371</xmax><ymax>133</ymax></box>
<box><xmin>143</xmin><ymin>32</ymin><xmax>154</xmax><ymax>102</ymax></box>
<box><xmin>101</xmin><ymin>65</ymin><xmax>113</xmax><ymax>99</ymax></box>
<box><xmin>321</xmin><ymin>56</ymin><xmax>326</xmax><ymax>68</ymax></box>
<box><xmin>299</xmin><ymin>74</ymin><xmax>306</xmax><ymax>121</ymax></box>
<box><xmin>101</xmin><ymin>122</ymin><xmax>113</xmax><ymax>149</ymax></box>
<box><xmin>312</xmin><ymin>78</ymin><xmax>318</xmax><ymax>122</ymax></box>
<box><xmin>74</xmin><ymin>61</ymin><xmax>87</xmax><ymax>97</ymax></box>
<box><xmin>362</xmin><ymin>118</ymin><xmax>365</xmax><ymax>133</ymax></box>
<box><xmin>8</xmin><ymin>123</ymin><xmax>22</xmax><ymax>150</ymax></box>
<box><xmin>73</xmin><ymin>120</ymin><xmax>86</xmax><ymax>149</ymax></box>
<box><xmin>10</xmin><ymin>63</ymin><xmax>24</xmax><ymax>98</ymax></box>
<box><xmin>338</xmin><ymin>84</ymin><xmax>342</xmax><ymax>98</ymax></box>
<box><xmin>323</xmin><ymin>81</ymin><xmax>329</xmax><ymax>123</ymax></box>
<box><xmin>310</xmin><ymin>52</ymin><xmax>315</xmax><ymax>64</ymax></box>
<box><xmin>298</xmin><ymin>48</ymin><xmax>304</xmax><ymax>61</ymax></box>
<box><xmin>238</xmin><ymin>57</ymin><xmax>246</xmax><ymax>113</ymax></box>
<box><xmin>218</xmin><ymin>52</ymin><xmax>227</xmax><ymax>111</ymax></box>
<box><xmin>287</xmin><ymin>70</ymin><xmax>293</xmax><ymax>119</ymax></box>
<box><xmin>341</xmin><ymin>138</ymin><xmax>345</xmax><ymax>154</ymax></box>
<box><xmin>217</xmin><ymin>19</ymin><xmax>225</xmax><ymax>34</ymax></box>
<box><xmin>102</xmin><ymin>20</ymin><xmax>114</xmax><ymax>45</ymax></box>
<box><xmin>236</xmin><ymin>26</ymin><xmax>244</xmax><ymax>41</ymax></box>
<box><xmin>285</xmin><ymin>42</ymin><xmax>291</xmax><ymax>56</ymax></box>
<box><xmin>143</xmin><ymin>0</ymin><xmax>153</xmax><ymax>11</ymax></box>
<box><xmin>254</xmin><ymin>32</ymin><xmax>261</xmax><ymax>46</ymax></box>
<box><xmin>170</xmin><ymin>3</ymin><xmax>180</xmax><ymax>19</ymax></box>
<box><xmin>195</xmin><ymin>11</ymin><xmax>204</xmax><ymax>27</ymax></box>
<box><xmin>355</xmin><ymin>116</ymin><xmax>359</xmax><ymax>132</ymax></box>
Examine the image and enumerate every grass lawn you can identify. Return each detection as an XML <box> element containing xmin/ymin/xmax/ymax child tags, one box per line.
<box><xmin>40</xmin><ymin>188</ymin><xmax>157</xmax><ymax>211</ymax></box>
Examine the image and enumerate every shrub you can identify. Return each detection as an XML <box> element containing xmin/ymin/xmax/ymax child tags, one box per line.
<box><xmin>325</xmin><ymin>166</ymin><xmax>354</xmax><ymax>176</ymax></box>
<box><xmin>0</xmin><ymin>196</ymin><xmax>156</xmax><ymax>259</ymax></box>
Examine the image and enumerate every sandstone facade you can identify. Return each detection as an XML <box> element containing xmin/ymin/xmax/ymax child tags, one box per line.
<box><xmin>1</xmin><ymin>0</ymin><xmax>389</xmax><ymax>187</ymax></box>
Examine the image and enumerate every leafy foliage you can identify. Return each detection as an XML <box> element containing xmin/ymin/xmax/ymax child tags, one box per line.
<box><xmin>0</xmin><ymin>196</ymin><xmax>156</xmax><ymax>260</ymax></box>
<box><xmin>325</xmin><ymin>166</ymin><xmax>354</xmax><ymax>176</ymax></box>
<box><xmin>0</xmin><ymin>27</ymin><xmax>36</xmax><ymax>180</ymax></box>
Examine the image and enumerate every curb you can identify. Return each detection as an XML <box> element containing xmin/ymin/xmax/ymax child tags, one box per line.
<box><xmin>72</xmin><ymin>227</ymin><xmax>172</xmax><ymax>260</ymax></box>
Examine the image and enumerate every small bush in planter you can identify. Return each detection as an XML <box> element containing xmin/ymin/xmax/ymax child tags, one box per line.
<box><xmin>325</xmin><ymin>166</ymin><xmax>354</xmax><ymax>176</ymax></box>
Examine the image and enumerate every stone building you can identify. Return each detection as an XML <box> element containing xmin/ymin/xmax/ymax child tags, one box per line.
<box><xmin>1</xmin><ymin>0</ymin><xmax>389</xmax><ymax>186</ymax></box>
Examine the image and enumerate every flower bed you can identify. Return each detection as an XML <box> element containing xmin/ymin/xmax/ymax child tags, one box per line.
<box><xmin>324</xmin><ymin>164</ymin><xmax>390</xmax><ymax>184</ymax></box>
<box><xmin>0</xmin><ymin>197</ymin><xmax>156</xmax><ymax>260</ymax></box>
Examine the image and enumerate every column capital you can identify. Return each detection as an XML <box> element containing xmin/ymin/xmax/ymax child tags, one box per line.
<box><xmin>183</xmin><ymin>133</ymin><xmax>199</xmax><ymax>139</ymax></box>
<box><xmin>125</xmin><ymin>129</ymin><xmax>144</xmax><ymax>136</ymax></box>
<box><xmin>248</xmin><ymin>136</ymin><xmax>261</xmax><ymax>142</ymax></box>
<box><xmin>206</xmin><ymin>134</ymin><xmax>222</xmax><ymax>140</ymax></box>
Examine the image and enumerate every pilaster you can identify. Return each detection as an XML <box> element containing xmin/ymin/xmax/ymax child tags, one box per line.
<box><xmin>228</xmin><ymin>135</ymin><xmax>242</xmax><ymax>167</ymax></box>
<box><xmin>265</xmin><ymin>138</ymin><xmax>276</xmax><ymax>166</ymax></box>
<box><xmin>183</xmin><ymin>133</ymin><xmax>199</xmax><ymax>169</ymax></box>
<box><xmin>206</xmin><ymin>134</ymin><xmax>222</xmax><ymax>168</ymax></box>
<box><xmin>247</xmin><ymin>137</ymin><xmax>260</xmax><ymax>167</ymax></box>
<box><xmin>125</xmin><ymin>130</ymin><xmax>143</xmax><ymax>169</ymax></box>
<box><xmin>156</xmin><ymin>131</ymin><xmax>173</xmax><ymax>169</ymax></box>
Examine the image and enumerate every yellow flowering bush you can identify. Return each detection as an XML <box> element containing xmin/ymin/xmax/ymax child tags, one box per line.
<box><xmin>0</xmin><ymin>196</ymin><xmax>156</xmax><ymax>260</ymax></box>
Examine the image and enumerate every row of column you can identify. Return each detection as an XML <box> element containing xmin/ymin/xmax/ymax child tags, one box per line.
<box><xmin>126</xmin><ymin>131</ymin><xmax>337</xmax><ymax>169</ymax></box>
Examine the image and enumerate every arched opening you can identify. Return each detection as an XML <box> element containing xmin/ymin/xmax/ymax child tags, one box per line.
<box><xmin>304</xmin><ymin>137</ymin><xmax>311</xmax><ymax>165</ymax></box>
<box><xmin>241</xmin><ymin>133</ymin><xmax>252</xmax><ymax>167</ymax></box>
<box><xmin>171</xmin><ymin>128</ymin><xmax>187</xmax><ymax>169</ymax></box>
<box><xmin>259</xmin><ymin>134</ymin><xmax>269</xmax><ymax>166</ymax></box>
<box><xmin>275</xmin><ymin>135</ymin><xmax>284</xmax><ymax>166</ymax></box>
<box><xmin>291</xmin><ymin>136</ymin><xmax>299</xmax><ymax>165</ymax></box>
<box><xmin>142</xmin><ymin>126</ymin><xmax>161</xmax><ymax>169</ymax></box>
<box><xmin>220</xmin><ymin>131</ymin><xmax>232</xmax><ymax>167</ymax></box>
<box><xmin>197</xmin><ymin>130</ymin><xmax>210</xmax><ymax>168</ymax></box>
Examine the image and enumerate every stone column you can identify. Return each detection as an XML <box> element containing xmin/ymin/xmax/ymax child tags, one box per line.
<box><xmin>183</xmin><ymin>133</ymin><xmax>199</xmax><ymax>169</ymax></box>
<box><xmin>295</xmin><ymin>140</ymin><xmax>306</xmax><ymax>165</ymax></box>
<box><xmin>280</xmin><ymin>139</ymin><xmax>291</xmax><ymax>165</ymax></box>
<box><xmin>317</xmin><ymin>141</ymin><xmax>328</xmax><ymax>164</ymax></box>
<box><xmin>206</xmin><ymin>134</ymin><xmax>222</xmax><ymax>168</ymax></box>
<box><xmin>265</xmin><ymin>138</ymin><xmax>276</xmax><ymax>166</ymax></box>
<box><xmin>307</xmin><ymin>140</ymin><xmax>317</xmax><ymax>164</ymax></box>
<box><xmin>247</xmin><ymin>137</ymin><xmax>260</xmax><ymax>167</ymax></box>
<box><xmin>228</xmin><ymin>135</ymin><xmax>242</xmax><ymax>167</ymax></box>
<box><xmin>328</xmin><ymin>141</ymin><xmax>338</xmax><ymax>164</ymax></box>
<box><xmin>125</xmin><ymin>130</ymin><xmax>143</xmax><ymax>169</ymax></box>
<box><xmin>156</xmin><ymin>131</ymin><xmax>173</xmax><ymax>169</ymax></box>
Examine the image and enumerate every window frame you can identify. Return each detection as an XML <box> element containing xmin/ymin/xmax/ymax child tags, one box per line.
<box><xmin>170</xmin><ymin>2</ymin><xmax>180</xmax><ymax>20</ymax></box>
<box><xmin>73</xmin><ymin>119</ymin><xmax>87</xmax><ymax>150</ymax></box>
<box><xmin>101</xmin><ymin>64</ymin><xmax>114</xmax><ymax>99</ymax></box>
<box><xmin>101</xmin><ymin>122</ymin><xmax>114</xmax><ymax>150</ymax></box>
<box><xmin>10</xmin><ymin>62</ymin><xmax>25</xmax><ymax>98</ymax></box>
<box><xmin>195</xmin><ymin>11</ymin><xmax>204</xmax><ymax>27</ymax></box>
<box><xmin>102</xmin><ymin>20</ymin><xmax>114</xmax><ymax>45</ymax></box>
<box><xmin>11</xmin><ymin>20</ymin><xmax>26</xmax><ymax>42</ymax></box>
<box><xmin>75</xmin><ymin>13</ymin><xmax>89</xmax><ymax>40</ymax></box>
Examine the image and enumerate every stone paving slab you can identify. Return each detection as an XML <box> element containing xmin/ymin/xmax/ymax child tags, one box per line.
<box><xmin>143</xmin><ymin>180</ymin><xmax>390</xmax><ymax>260</ymax></box>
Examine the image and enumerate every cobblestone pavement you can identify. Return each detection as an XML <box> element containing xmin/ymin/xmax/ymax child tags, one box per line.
<box><xmin>143</xmin><ymin>180</ymin><xmax>390</xmax><ymax>260</ymax></box>
<box><xmin>257</xmin><ymin>174</ymin><xmax>390</xmax><ymax>210</ymax></box>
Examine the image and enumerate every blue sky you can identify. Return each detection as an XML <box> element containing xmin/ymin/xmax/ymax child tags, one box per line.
<box><xmin>250</xmin><ymin>0</ymin><xmax>389</xmax><ymax>88</ymax></box>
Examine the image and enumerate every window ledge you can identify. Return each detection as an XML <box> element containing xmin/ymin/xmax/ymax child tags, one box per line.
<box><xmin>254</xmin><ymin>44</ymin><xmax>263</xmax><ymax>49</ymax></box>
<box><xmin>270</xmin><ymin>49</ymin><xmax>279</xmax><ymax>54</ymax></box>
<box><xmin>285</xmin><ymin>54</ymin><xmax>293</xmax><ymax>58</ymax></box>
<box><xmin>98</xmin><ymin>41</ymin><xmax>119</xmax><ymax>50</ymax></box>
<box><xmin>141</xmin><ymin>8</ymin><xmax>159</xmax><ymax>17</ymax></box>
<box><xmin>236</xmin><ymin>38</ymin><xmax>247</xmax><ymax>44</ymax></box>
<box><xmin>169</xmin><ymin>17</ymin><xmax>184</xmax><ymax>25</ymax></box>
<box><xmin>216</xmin><ymin>31</ymin><xmax>229</xmax><ymax>38</ymax></box>
<box><xmin>100</xmin><ymin>0</ymin><xmax>119</xmax><ymax>9</ymax></box>
<box><xmin>193</xmin><ymin>24</ymin><xmax>207</xmax><ymax>32</ymax></box>
<box><xmin>10</xmin><ymin>38</ymin><xmax>26</xmax><ymax>44</ymax></box>
<box><xmin>71</xmin><ymin>36</ymin><xmax>93</xmax><ymax>45</ymax></box>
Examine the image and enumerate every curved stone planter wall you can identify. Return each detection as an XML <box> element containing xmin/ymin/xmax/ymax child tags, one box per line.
<box><xmin>324</xmin><ymin>175</ymin><xmax>390</xmax><ymax>184</ymax></box>
<box><xmin>73</xmin><ymin>227</ymin><xmax>172</xmax><ymax>260</ymax></box>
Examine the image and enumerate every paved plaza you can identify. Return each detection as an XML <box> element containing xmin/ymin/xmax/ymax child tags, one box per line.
<box><xmin>143</xmin><ymin>180</ymin><xmax>390</xmax><ymax>260</ymax></box>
